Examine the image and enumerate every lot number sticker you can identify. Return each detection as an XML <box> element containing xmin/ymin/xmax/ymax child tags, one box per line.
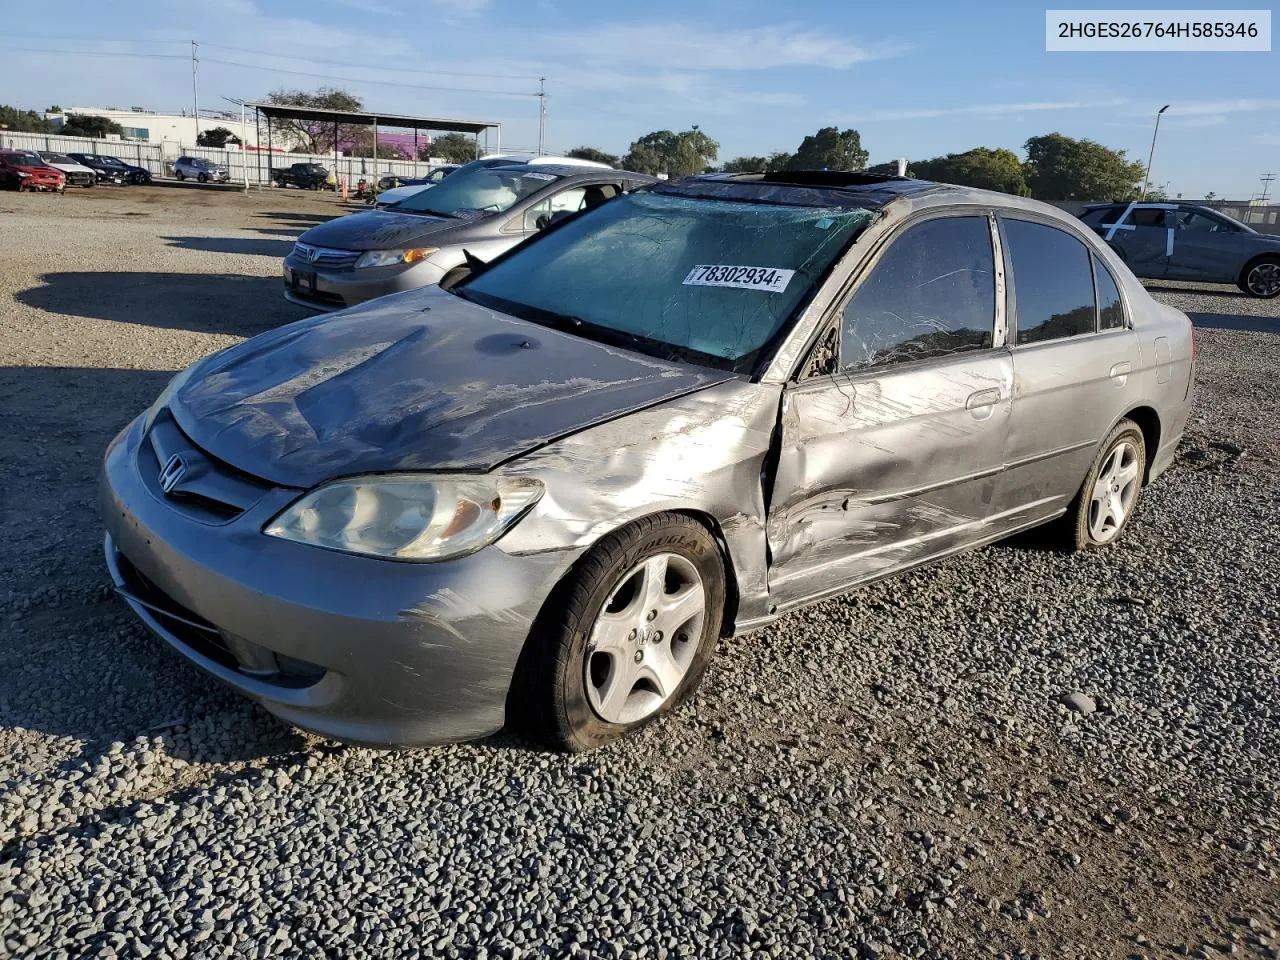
<box><xmin>683</xmin><ymin>265</ymin><xmax>795</xmax><ymax>293</ymax></box>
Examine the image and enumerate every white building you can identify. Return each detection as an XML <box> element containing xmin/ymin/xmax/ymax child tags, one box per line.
<box><xmin>46</xmin><ymin>106</ymin><xmax>264</xmax><ymax>149</ymax></box>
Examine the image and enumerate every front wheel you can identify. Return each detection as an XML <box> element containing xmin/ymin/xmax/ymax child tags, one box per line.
<box><xmin>197</xmin><ymin>173</ymin><xmax>207</xmax><ymax>183</ymax></box>
<box><xmin>1062</xmin><ymin>419</ymin><xmax>1146</xmax><ymax>550</ymax></box>
<box><xmin>516</xmin><ymin>513</ymin><xmax>725</xmax><ymax>751</ymax></box>
<box><xmin>1240</xmin><ymin>258</ymin><xmax>1280</xmax><ymax>299</ymax></box>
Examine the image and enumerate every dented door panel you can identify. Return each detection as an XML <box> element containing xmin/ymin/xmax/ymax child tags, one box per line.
<box><xmin>765</xmin><ymin>353</ymin><xmax>1013</xmax><ymax>612</ymax></box>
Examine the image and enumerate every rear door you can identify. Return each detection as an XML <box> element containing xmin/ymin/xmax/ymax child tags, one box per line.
<box><xmin>766</xmin><ymin>212</ymin><xmax>1013</xmax><ymax>611</ymax></box>
<box><xmin>996</xmin><ymin>216</ymin><xmax>1142</xmax><ymax>519</ymax></box>
<box><xmin>1101</xmin><ymin>204</ymin><xmax>1173</xmax><ymax>279</ymax></box>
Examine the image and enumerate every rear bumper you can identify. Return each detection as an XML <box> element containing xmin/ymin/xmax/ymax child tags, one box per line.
<box><xmin>101</xmin><ymin>413</ymin><xmax>575</xmax><ymax>744</ymax></box>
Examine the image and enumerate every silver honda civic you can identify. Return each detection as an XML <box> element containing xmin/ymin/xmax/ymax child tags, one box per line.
<box><xmin>102</xmin><ymin>172</ymin><xmax>1195</xmax><ymax>751</ymax></box>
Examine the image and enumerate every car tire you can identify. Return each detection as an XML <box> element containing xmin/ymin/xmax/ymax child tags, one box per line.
<box><xmin>197</xmin><ymin>173</ymin><xmax>207</xmax><ymax>183</ymax></box>
<box><xmin>1060</xmin><ymin>418</ymin><xmax>1146</xmax><ymax>551</ymax></box>
<box><xmin>1239</xmin><ymin>257</ymin><xmax>1280</xmax><ymax>299</ymax></box>
<box><xmin>175</xmin><ymin>171</ymin><xmax>185</xmax><ymax>181</ymax></box>
<box><xmin>514</xmin><ymin>513</ymin><xmax>725</xmax><ymax>752</ymax></box>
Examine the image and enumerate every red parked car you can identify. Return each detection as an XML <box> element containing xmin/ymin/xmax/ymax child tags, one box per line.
<box><xmin>0</xmin><ymin>150</ymin><xmax>66</xmax><ymax>192</ymax></box>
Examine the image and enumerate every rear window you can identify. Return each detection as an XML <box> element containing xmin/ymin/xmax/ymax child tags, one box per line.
<box><xmin>1004</xmin><ymin>219</ymin><xmax>1097</xmax><ymax>344</ymax></box>
<box><xmin>1079</xmin><ymin>207</ymin><xmax>1117</xmax><ymax>227</ymax></box>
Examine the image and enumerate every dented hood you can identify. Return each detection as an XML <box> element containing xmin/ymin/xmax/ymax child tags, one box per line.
<box><xmin>298</xmin><ymin>209</ymin><xmax>468</xmax><ymax>252</ymax></box>
<box><xmin>169</xmin><ymin>288</ymin><xmax>730</xmax><ymax>488</ymax></box>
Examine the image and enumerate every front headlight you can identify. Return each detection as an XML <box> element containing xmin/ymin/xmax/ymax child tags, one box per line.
<box><xmin>16</xmin><ymin>172</ymin><xmax>30</xmax><ymax>178</ymax></box>
<box><xmin>354</xmin><ymin>247</ymin><xmax>437</xmax><ymax>269</ymax></box>
<box><xmin>264</xmin><ymin>474</ymin><xmax>544</xmax><ymax>561</ymax></box>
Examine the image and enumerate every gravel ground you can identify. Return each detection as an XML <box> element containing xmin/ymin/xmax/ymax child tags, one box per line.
<box><xmin>1</xmin><ymin>187</ymin><xmax>1277</xmax><ymax>960</ymax></box>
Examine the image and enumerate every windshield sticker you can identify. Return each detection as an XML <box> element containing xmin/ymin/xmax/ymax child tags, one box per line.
<box><xmin>683</xmin><ymin>265</ymin><xmax>796</xmax><ymax>293</ymax></box>
<box><xmin>521</xmin><ymin>172</ymin><xmax>557</xmax><ymax>181</ymax></box>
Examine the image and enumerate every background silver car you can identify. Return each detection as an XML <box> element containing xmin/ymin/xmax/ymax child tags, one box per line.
<box><xmin>1081</xmin><ymin>201</ymin><xmax>1280</xmax><ymax>298</ymax></box>
<box><xmin>282</xmin><ymin>162</ymin><xmax>654</xmax><ymax>309</ymax></box>
<box><xmin>103</xmin><ymin>172</ymin><xmax>1195</xmax><ymax>751</ymax></box>
<box><xmin>174</xmin><ymin>156</ymin><xmax>231</xmax><ymax>183</ymax></box>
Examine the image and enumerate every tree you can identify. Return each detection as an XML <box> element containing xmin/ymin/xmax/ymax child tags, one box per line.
<box><xmin>721</xmin><ymin>156</ymin><xmax>769</xmax><ymax>173</ymax></box>
<box><xmin>567</xmin><ymin>146</ymin><xmax>619</xmax><ymax>166</ymax></box>
<box><xmin>909</xmin><ymin>147</ymin><xmax>1029</xmax><ymax>195</ymax></box>
<box><xmin>1203</xmin><ymin>191</ymin><xmax>1218</xmax><ymax>202</ymax></box>
<box><xmin>622</xmin><ymin>128</ymin><xmax>718</xmax><ymax>178</ymax></box>
<box><xmin>429</xmin><ymin>132</ymin><xmax>479</xmax><ymax>164</ymax></box>
<box><xmin>60</xmin><ymin>114</ymin><xmax>125</xmax><ymax>138</ymax></box>
<box><xmin>764</xmin><ymin>151</ymin><xmax>793</xmax><ymax>172</ymax></box>
<box><xmin>786</xmin><ymin>127</ymin><xmax>868</xmax><ymax>171</ymax></box>
<box><xmin>47</xmin><ymin>105</ymin><xmax>62</xmax><ymax>113</ymax></box>
<box><xmin>0</xmin><ymin>105</ymin><xmax>51</xmax><ymax>133</ymax></box>
<box><xmin>864</xmin><ymin>160</ymin><xmax>903</xmax><ymax>176</ymax></box>
<box><xmin>196</xmin><ymin>126</ymin><xmax>242</xmax><ymax>148</ymax></box>
<box><xmin>1023</xmin><ymin>133</ymin><xmax>1146</xmax><ymax>201</ymax></box>
<box><xmin>266</xmin><ymin>87</ymin><xmax>363</xmax><ymax>154</ymax></box>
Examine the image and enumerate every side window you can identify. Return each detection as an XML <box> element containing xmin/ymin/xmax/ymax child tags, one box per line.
<box><xmin>522</xmin><ymin>198</ymin><xmax>552</xmax><ymax>231</ymax></box>
<box><xmin>1175</xmin><ymin>209</ymin><xmax>1233</xmax><ymax>233</ymax></box>
<box><xmin>1094</xmin><ymin>256</ymin><xmax>1126</xmax><ymax>330</ymax></box>
<box><xmin>1079</xmin><ymin>207</ymin><xmax>1114</xmax><ymax>228</ymax></box>
<box><xmin>1003</xmin><ymin>219</ymin><xmax>1097</xmax><ymax>344</ymax></box>
<box><xmin>1129</xmin><ymin>207</ymin><xmax>1167</xmax><ymax>228</ymax></box>
<box><xmin>841</xmin><ymin>216</ymin><xmax>995</xmax><ymax>369</ymax></box>
<box><xmin>548</xmin><ymin>186</ymin><xmax>587</xmax><ymax>215</ymax></box>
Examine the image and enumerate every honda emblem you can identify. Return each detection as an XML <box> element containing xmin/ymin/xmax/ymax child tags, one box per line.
<box><xmin>158</xmin><ymin>454</ymin><xmax>187</xmax><ymax>494</ymax></box>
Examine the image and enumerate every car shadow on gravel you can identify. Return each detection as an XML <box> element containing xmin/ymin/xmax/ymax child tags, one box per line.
<box><xmin>16</xmin><ymin>272</ymin><xmax>308</xmax><ymax>334</ymax></box>
<box><xmin>1186</xmin><ymin>311</ymin><xmax>1280</xmax><ymax>334</ymax></box>
<box><xmin>163</xmin><ymin>235</ymin><xmax>295</xmax><ymax>257</ymax></box>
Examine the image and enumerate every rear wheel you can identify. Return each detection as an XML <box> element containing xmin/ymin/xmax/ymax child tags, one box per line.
<box><xmin>515</xmin><ymin>513</ymin><xmax>724</xmax><ymax>751</ymax></box>
<box><xmin>1240</xmin><ymin>257</ymin><xmax>1280</xmax><ymax>299</ymax></box>
<box><xmin>175</xmin><ymin>171</ymin><xmax>185</xmax><ymax>181</ymax></box>
<box><xmin>197</xmin><ymin>172</ymin><xmax>208</xmax><ymax>183</ymax></box>
<box><xmin>1061</xmin><ymin>419</ymin><xmax>1146</xmax><ymax>551</ymax></box>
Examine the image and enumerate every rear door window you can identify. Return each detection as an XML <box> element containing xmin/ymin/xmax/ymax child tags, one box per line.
<box><xmin>1003</xmin><ymin>219</ymin><xmax>1098</xmax><ymax>344</ymax></box>
<box><xmin>1093</xmin><ymin>257</ymin><xmax>1126</xmax><ymax>330</ymax></box>
<box><xmin>1129</xmin><ymin>207</ymin><xmax>1168</xmax><ymax>228</ymax></box>
<box><xmin>841</xmin><ymin>215</ymin><xmax>996</xmax><ymax>369</ymax></box>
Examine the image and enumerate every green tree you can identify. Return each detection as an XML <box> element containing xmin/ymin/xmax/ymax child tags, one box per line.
<box><xmin>623</xmin><ymin>128</ymin><xmax>718</xmax><ymax>177</ymax></box>
<box><xmin>196</xmin><ymin>126</ymin><xmax>242</xmax><ymax>148</ymax></box>
<box><xmin>1203</xmin><ymin>191</ymin><xmax>1218</xmax><ymax>202</ymax></box>
<box><xmin>721</xmin><ymin>156</ymin><xmax>768</xmax><ymax>173</ymax></box>
<box><xmin>266</xmin><ymin>87</ymin><xmax>363</xmax><ymax>154</ymax></box>
<box><xmin>429</xmin><ymin>132</ymin><xmax>479</xmax><ymax>164</ymax></box>
<box><xmin>786</xmin><ymin>127</ymin><xmax>868</xmax><ymax>171</ymax></box>
<box><xmin>1023</xmin><ymin>133</ymin><xmax>1146</xmax><ymax>201</ymax></box>
<box><xmin>863</xmin><ymin>160</ymin><xmax>904</xmax><ymax>176</ymax></box>
<box><xmin>47</xmin><ymin>105</ymin><xmax>62</xmax><ymax>113</ymax></box>
<box><xmin>567</xmin><ymin>146</ymin><xmax>619</xmax><ymax>166</ymax></box>
<box><xmin>910</xmin><ymin>147</ymin><xmax>1029</xmax><ymax>195</ymax></box>
<box><xmin>0</xmin><ymin>105</ymin><xmax>52</xmax><ymax>132</ymax></box>
<box><xmin>60</xmin><ymin>114</ymin><xmax>125</xmax><ymax>138</ymax></box>
<box><xmin>765</xmin><ymin>151</ymin><xmax>793</xmax><ymax>171</ymax></box>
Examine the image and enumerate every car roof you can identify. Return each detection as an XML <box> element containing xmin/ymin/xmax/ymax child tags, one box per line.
<box><xmin>654</xmin><ymin>171</ymin><xmax>948</xmax><ymax>209</ymax></box>
<box><xmin>482</xmin><ymin>162</ymin><xmax>655</xmax><ymax>182</ymax></box>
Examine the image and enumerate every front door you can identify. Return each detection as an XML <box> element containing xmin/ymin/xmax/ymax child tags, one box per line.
<box><xmin>1167</xmin><ymin>206</ymin><xmax>1252</xmax><ymax>283</ymax></box>
<box><xmin>766</xmin><ymin>213</ymin><xmax>1013</xmax><ymax>612</ymax></box>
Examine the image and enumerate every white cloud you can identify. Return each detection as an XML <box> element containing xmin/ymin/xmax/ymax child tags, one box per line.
<box><xmin>850</xmin><ymin>99</ymin><xmax>1130</xmax><ymax>122</ymax></box>
<box><xmin>542</xmin><ymin>22</ymin><xmax>906</xmax><ymax>71</ymax></box>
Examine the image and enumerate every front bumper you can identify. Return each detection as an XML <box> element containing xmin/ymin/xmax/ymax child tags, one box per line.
<box><xmin>282</xmin><ymin>254</ymin><xmax>446</xmax><ymax>310</ymax></box>
<box><xmin>100</xmin><ymin>412</ymin><xmax>574</xmax><ymax>745</ymax></box>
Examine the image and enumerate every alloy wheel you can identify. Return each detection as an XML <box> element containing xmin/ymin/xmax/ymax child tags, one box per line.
<box><xmin>584</xmin><ymin>553</ymin><xmax>705</xmax><ymax>725</ymax></box>
<box><xmin>1087</xmin><ymin>439</ymin><xmax>1141</xmax><ymax>543</ymax></box>
<box><xmin>1246</xmin><ymin>262</ymin><xmax>1280</xmax><ymax>298</ymax></box>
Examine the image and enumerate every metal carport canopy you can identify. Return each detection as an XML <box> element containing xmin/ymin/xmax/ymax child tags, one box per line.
<box><xmin>242</xmin><ymin>102</ymin><xmax>499</xmax><ymax>134</ymax></box>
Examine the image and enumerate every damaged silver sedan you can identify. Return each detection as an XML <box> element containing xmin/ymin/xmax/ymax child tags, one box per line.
<box><xmin>101</xmin><ymin>172</ymin><xmax>1196</xmax><ymax>750</ymax></box>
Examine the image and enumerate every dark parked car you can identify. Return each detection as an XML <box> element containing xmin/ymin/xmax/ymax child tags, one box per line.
<box><xmin>104</xmin><ymin>172</ymin><xmax>1195</xmax><ymax>750</ymax></box>
<box><xmin>0</xmin><ymin>150</ymin><xmax>65</xmax><ymax>192</ymax></box>
<box><xmin>272</xmin><ymin>163</ymin><xmax>330</xmax><ymax>189</ymax></box>
<box><xmin>67</xmin><ymin>153</ymin><xmax>152</xmax><ymax>184</ymax></box>
<box><xmin>1081</xmin><ymin>201</ymin><xmax>1280</xmax><ymax>298</ymax></box>
<box><xmin>283</xmin><ymin>163</ymin><xmax>654</xmax><ymax>309</ymax></box>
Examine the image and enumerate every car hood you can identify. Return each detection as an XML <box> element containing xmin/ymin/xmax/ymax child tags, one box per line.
<box><xmin>298</xmin><ymin>209</ymin><xmax>477</xmax><ymax>251</ymax></box>
<box><xmin>12</xmin><ymin>164</ymin><xmax>59</xmax><ymax>174</ymax></box>
<box><xmin>169</xmin><ymin>287</ymin><xmax>731</xmax><ymax>487</ymax></box>
<box><xmin>45</xmin><ymin>161</ymin><xmax>94</xmax><ymax>174</ymax></box>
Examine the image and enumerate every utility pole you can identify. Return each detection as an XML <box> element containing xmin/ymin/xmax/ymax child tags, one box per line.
<box><xmin>537</xmin><ymin>77</ymin><xmax>546</xmax><ymax>156</ymax></box>
<box><xmin>1256</xmin><ymin>173</ymin><xmax>1276</xmax><ymax>202</ymax></box>
<box><xmin>1139</xmin><ymin>104</ymin><xmax>1169</xmax><ymax>200</ymax></box>
<box><xmin>191</xmin><ymin>41</ymin><xmax>200</xmax><ymax>140</ymax></box>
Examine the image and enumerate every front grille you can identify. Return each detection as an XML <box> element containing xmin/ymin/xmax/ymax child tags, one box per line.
<box><xmin>284</xmin><ymin>283</ymin><xmax>346</xmax><ymax>308</ymax></box>
<box><xmin>67</xmin><ymin>172</ymin><xmax>95</xmax><ymax>186</ymax></box>
<box><xmin>138</xmin><ymin>411</ymin><xmax>275</xmax><ymax>522</ymax></box>
<box><xmin>292</xmin><ymin>242</ymin><xmax>359</xmax><ymax>270</ymax></box>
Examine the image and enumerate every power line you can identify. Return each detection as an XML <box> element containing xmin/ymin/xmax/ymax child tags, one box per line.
<box><xmin>201</xmin><ymin>42</ymin><xmax>542</xmax><ymax>81</ymax></box>
<box><xmin>200</xmin><ymin>57</ymin><xmax>538</xmax><ymax>97</ymax></box>
<box><xmin>0</xmin><ymin>44</ymin><xmax>186</xmax><ymax>59</ymax></box>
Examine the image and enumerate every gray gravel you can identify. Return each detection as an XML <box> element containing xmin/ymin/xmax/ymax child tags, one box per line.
<box><xmin>1</xmin><ymin>188</ymin><xmax>1278</xmax><ymax>960</ymax></box>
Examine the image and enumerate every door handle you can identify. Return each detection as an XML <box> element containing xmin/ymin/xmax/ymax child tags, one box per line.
<box><xmin>1109</xmin><ymin>361</ymin><xmax>1131</xmax><ymax>387</ymax></box>
<box><xmin>965</xmin><ymin>388</ymin><xmax>1001</xmax><ymax>420</ymax></box>
<box><xmin>965</xmin><ymin>388</ymin><xmax>1001</xmax><ymax>409</ymax></box>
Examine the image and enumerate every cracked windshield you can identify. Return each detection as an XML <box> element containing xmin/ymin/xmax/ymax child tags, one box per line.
<box><xmin>460</xmin><ymin>192</ymin><xmax>872</xmax><ymax>370</ymax></box>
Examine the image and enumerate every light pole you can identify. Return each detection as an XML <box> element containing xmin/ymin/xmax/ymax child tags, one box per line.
<box><xmin>1140</xmin><ymin>104</ymin><xmax>1170</xmax><ymax>200</ymax></box>
<box><xmin>221</xmin><ymin>96</ymin><xmax>250</xmax><ymax>193</ymax></box>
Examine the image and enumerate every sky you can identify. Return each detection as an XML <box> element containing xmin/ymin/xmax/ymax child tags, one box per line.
<box><xmin>1</xmin><ymin>0</ymin><xmax>1277</xmax><ymax>197</ymax></box>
